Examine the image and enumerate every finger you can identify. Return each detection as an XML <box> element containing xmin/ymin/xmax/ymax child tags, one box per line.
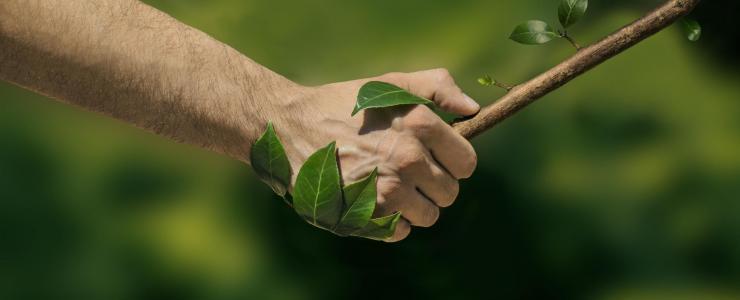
<box><xmin>403</xmin><ymin>189</ymin><xmax>440</xmax><ymax>227</ymax></box>
<box><xmin>425</xmin><ymin>72</ymin><xmax>481</xmax><ymax>117</ymax></box>
<box><xmin>408</xmin><ymin>151</ymin><xmax>460</xmax><ymax>208</ymax></box>
<box><xmin>385</xmin><ymin>218</ymin><xmax>411</xmax><ymax>243</ymax></box>
<box><xmin>377</xmin><ymin>186</ymin><xmax>440</xmax><ymax>228</ymax></box>
<box><xmin>404</xmin><ymin>106</ymin><xmax>478</xmax><ymax>179</ymax></box>
<box><xmin>374</xmin><ymin>178</ymin><xmax>411</xmax><ymax>243</ymax></box>
<box><xmin>382</xmin><ymin>68</ymin><xmax>480</xmax><ymax>116</ymax></box>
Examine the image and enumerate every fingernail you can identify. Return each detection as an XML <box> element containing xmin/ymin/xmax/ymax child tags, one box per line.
<box><xmin>463</xmin><ymin>94</ymin><xmax>481</xmax><ymax>112</ymax></box>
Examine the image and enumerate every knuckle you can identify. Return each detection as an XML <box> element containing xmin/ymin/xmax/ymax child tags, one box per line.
<box><xmin>451</xmin><ymin>86</ymin><xmax>464</xmax><ymax>98</ymax></box>
<box><xmin>395</xmin><ymin>149</ymin><xmax>425</xmax><ymax>169</ymax></box>
<box><xmin>435</xmin><ymin>94</ymin><xmax>457</xmax><ymax>112</ymax></box>
<box><xmin>433</xmin><ymin>67</ymin><xmax>450</xmax><ymax>77</ymax></box>
<box><xmin>377</xmin><ymin>178</ymin><xmax>402</xmax><ymax>198</ymax></box>
<box><xmin>434</xmin><ymin>68</ymin><xmax>453</xmax><ymax>82</ymax></box>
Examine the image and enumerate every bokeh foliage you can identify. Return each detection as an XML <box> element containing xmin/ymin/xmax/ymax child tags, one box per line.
<box><xmin>1</xmin><ymin>0</ymin><xmax>738</xmax><ymax>299</ymax></box>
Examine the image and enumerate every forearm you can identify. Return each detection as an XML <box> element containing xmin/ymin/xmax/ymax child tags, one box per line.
<box><xmin>0</xmin><ymin>0</ymin><xmax>299</xmax><ymax>161</ymax></box>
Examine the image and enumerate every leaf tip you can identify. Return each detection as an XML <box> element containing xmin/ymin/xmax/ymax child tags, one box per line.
<box><xmin>325</xmin><ymin>141</ymin><xmax>338</xmax><ymax>156</ymax></box>
<box><xmin>250</xmin><ymin>121</ymin><xmax>292</xmax><ymax>200</ymax></box>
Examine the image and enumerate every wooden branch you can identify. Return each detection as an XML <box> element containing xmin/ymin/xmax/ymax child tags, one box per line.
<box><xmin>453</xmin><ymin>0</ymin><xmax>701</xmax><ymax>139</ymax></box>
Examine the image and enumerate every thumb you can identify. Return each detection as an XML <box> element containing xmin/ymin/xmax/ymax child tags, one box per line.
<box><xmin>388</xmin><ymin>68</ymin><xmax>480</xmax><ymax>116</ymax></box>
<box><xmin>433</xmin><ymin>86</ymin><xmax>481</xmax><ymax>117</ymax></box>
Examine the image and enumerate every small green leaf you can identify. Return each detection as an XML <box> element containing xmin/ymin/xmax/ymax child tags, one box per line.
<box><xmin>558</xmin><ymin>0</ymin><xmax>588</xmax><ymax>28</ymax></box>
<box><xmin>353</xmin><ymin>81</ymin><xmax>433</xmax><ymax>116</ymax></box>
<box><xmin>681</xmin><ymin>17</ymin><xmax>701</xmax><ymax>42</ymax></box>
<box><xmin>509</xmin><ymin>20</ymin><xmax>560</xmax><ymax>45</ymax></box>
<box><xmin>477</xmin><ymin>75</ymin><xmax>495</xmax><ymax>87</ymax></box>
<box><xmin>351</xmin><ymin>212</ymin><xmax>402</xmax><ymax>241</ymax></box>
<box><xmin>250</xmin><ymin>122</ymin><xmax>292</xmax><ymax>200</ymax></box>
<box><xmin>292</xmin><ymin>141</ymin><xmax>343</xmax><ymax>230</ymax></box>
<box><xmin>334</xmin><ymin>169</ymin><xmax>378</xmax><ymax>236</ymax></box>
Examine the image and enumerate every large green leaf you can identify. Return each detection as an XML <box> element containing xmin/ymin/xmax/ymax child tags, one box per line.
<box><xmin>681</xmin><ymin>17</ymin><xmax>701</xmax><ymax>42</ymax></box>
<box><xmin>334</xmin><ymin>169</ymin><xmax>378</xmax><ymax>236</ymax></box>
<box><xmin>250</xmin><ymin>122</ymin><xmax>292</xmax><ymax>200</ymax></box>
<box><xmin>353</xmin><ymin>81</ymin><xmax>432</xmax><ymax>116</ymax></box>
<box><xmin>292</xmin><ymin>141</ymin><xmax>343</xmax><ymax>229</ymax></box>
<box><xmin>509</xmin><ymin>20</ymin><xmax>560</xmax><ymax>45</ymax></box>
<box><xmin>558</xmin><ymin>0</ymin><xmax>588</xmax><ymax>28</ymax></box>
<box><xmin>352</xmin><ymin>212</ymin><xmax>402</xmax><ymax>241</ymax></box>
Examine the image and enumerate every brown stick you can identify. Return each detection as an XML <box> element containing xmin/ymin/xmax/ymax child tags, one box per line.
<box><xmin>453</xmin><ymin>0</ymin><xmax>701</xmax><ymax>139</ymax></box>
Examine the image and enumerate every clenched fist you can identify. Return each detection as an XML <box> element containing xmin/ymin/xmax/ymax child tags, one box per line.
<box><xmin>270</xmin><ymin>69</ymin><xmax>479</xmax><ymax>241</ymax></box>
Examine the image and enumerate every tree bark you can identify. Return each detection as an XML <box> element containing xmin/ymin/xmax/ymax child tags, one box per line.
<box><xmin>453</xmin><ymin>0</ymin><xmax>701</xmax><ymax>139</ymax></box>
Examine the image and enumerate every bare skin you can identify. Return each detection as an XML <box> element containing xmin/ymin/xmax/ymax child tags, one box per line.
<box><xmin>0</xmin><ymin>0</ymin><xmax>479</xmax><ymax>242</ymax></box>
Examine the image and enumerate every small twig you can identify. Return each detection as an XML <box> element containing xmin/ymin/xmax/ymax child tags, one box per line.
<box><xmin>453</xmin><ymin>0</ymin><xmax>701</xmax><ymax>139</ymax></box>
<box><xmin>493</xmin><ymin>81</ymin><xmax>514</xmax><ymax>92</ymax></box>
<box><xmin>561</xmin><ymin>31</ymin><xmax>582</xmax><ymax>51</ymax></box>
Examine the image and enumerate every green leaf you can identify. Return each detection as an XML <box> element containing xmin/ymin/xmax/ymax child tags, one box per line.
<box><xmin>681</xmin><ymin>17</ymin><xmax>701</xmax><ymax>42</ymax></box>
<box><xmin>509</xmin><ymin>20</ymin><xmax>560</xmax><ymax>45</ymax></box>
<box><xmin>351</xmin><ymin>212</ymin><xmax>402</xmax><ymax>241</ymax></box>
<box><xmin>292</xmin><ymin>141</ymin><xmax>343</xmax><ymax>230</ymax></box>
<box><xmin>477</xmin><ymin>75</ymin><xmax>494</xmax><ymax>87</ymax></box>
<box><xmin>353</xmin><ymin>81</ymin><xmax>433</xmax><ymax>116</ymax></box>
<box><xmin>558</xmin><ymin>0</ymin><xmax>588</xmax><ymax>28</ymax></box>
<box><xmin>334</xmin><ymin>169</ymin><xmax>378</xmax><ymax>236</ymax></box>
<box><xmin>250</xmin><ymin>122</ymin><xmax>292</xmax><ymax>200</ymax></box>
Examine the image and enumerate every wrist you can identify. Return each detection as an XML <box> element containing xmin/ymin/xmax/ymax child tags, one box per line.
<box><xmin>175</xmin><ymin>45</ymin><xmax>303</xmax><ymax>162</ymax></box>
<box><xmin>222</xmin><ymin>59</ymin><xmax>308</xmax><ymax>163</ymax></box>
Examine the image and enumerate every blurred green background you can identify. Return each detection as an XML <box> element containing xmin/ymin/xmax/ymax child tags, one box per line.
<box><xmin>1</xmin><ymin>0</ymin><xmax>739</xmax><ymax>299</ymax></box>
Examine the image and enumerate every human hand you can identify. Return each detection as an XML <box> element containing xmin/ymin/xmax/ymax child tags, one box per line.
<box><xmin>269</xmin><ymin>69</ymin><xmax>479</xmax><ymax>242</ymax></box>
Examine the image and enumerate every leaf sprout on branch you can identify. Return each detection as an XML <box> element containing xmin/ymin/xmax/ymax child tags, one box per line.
<box><xmin>479</xmin><ymin>0</ymin><xmax>701</xmax><ymax>89</ymax></box>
